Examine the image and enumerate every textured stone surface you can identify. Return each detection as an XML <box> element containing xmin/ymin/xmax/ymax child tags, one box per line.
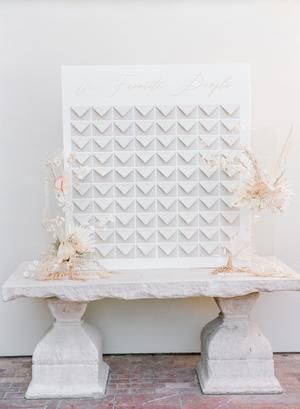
<box><xmin>26</xmin><ymin>299</ymin><xmax>109</xmax><ymax>399</ymax></box>
<box><xmin>2</xmin><ymin>258</ymin><xmax>300</xmax><ymax>302</ymax></box>
<box><xmin>0</xmin><ymin>354</ymin><xmax>300</xmax><ymax>408</ymax></box>
<box><xmin>197</xmin><ymin>293</ymin><xmax>281</xmax><ymax>394</ymax></box>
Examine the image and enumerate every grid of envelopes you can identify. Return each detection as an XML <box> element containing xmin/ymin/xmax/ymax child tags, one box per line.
<box><xmin>69</xmin><ymin>104</ymin><xmax>242</xmax><ymax>259</ymax></box>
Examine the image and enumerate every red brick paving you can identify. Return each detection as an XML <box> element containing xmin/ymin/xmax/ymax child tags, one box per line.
<box><xmin>0</xmin><ymin>354</ymin><xmax>300</xmax><ymax>408</ymax></box>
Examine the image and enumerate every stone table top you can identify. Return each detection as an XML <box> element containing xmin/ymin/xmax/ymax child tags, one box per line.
<box><xmin>2</xmin><ymin>258</ymin><xmax>300</xmax><ymax>302</ymax></box>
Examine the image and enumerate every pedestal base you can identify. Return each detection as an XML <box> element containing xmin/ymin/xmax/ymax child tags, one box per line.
<box><xmin>26</xmin><ymin>299</ymin><xmax>109</xmax><ymax>399</ymax></box>
<box><xmin>197</xmin><ymin>293</ymin><xmax>282</xmax><ymax>395</ymax></box>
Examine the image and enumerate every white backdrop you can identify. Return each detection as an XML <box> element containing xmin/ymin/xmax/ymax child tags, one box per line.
<box><xmin>0</xmin><ymin>0</ymin><xmax>300</xmax><ymax>355</ymax></box>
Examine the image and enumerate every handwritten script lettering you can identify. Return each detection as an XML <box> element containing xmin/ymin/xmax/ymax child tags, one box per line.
<box><xmin>173</xmin><ymin>73</ymin><xmax>233</xmax><ymax>98</ymax></box>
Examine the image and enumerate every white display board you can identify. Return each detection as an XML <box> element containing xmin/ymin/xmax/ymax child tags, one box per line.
<box><xmin>62</xmin><ymin>65</ymin><xmax>250</xmax><ymax>269</ymax></box>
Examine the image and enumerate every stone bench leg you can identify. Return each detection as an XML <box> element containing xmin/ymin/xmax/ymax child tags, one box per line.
<box><xmin>26</xmin><ymin>299</ymin><xmax>109</xmax><ymax>399</ymax></box>
<box><xmin>197</xmin><ymin>292</ymin><xmax>282</xmax><ymax>394</ymax></box>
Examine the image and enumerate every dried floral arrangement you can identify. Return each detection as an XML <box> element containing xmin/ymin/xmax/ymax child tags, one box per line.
<box><xmin>213</xmin><ymin>128</ymin><xmax>295</xmax><ymax>277</ymax></box>
<box><xmin>23</xmin><ymin>154</ymin><xmax>111</xmax><ymax>281</ymax></box>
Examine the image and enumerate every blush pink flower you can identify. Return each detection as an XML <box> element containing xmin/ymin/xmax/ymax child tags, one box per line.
<box><xmin>54</xmin><ymin>176</ymin><xmax>65</xmax><ymax>193</ymax></box>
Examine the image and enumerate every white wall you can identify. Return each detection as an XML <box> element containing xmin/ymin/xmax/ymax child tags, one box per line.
<box><xmin>0</xmin><ymin>0</ymin><xmax>300</xmax><ymax>355</ymax></box>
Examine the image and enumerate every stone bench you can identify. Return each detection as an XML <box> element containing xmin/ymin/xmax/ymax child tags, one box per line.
<box><xmin>2</xmin><ymin>258</ymin><xmax>300</xmax><ymax>399</ymax></box>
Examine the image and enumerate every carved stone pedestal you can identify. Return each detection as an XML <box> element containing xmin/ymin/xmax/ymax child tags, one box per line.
<box><xmin>26</xmin><ymin>299</ymin><xmax>109</xmax><ymax>399</ymax></box>
<box><xmin>197</xmin><ymin>293</ymin><xmax>282</xmax><ymax>394</ymax></box>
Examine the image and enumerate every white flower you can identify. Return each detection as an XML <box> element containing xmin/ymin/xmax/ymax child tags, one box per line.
<box><xmin>69</xmin><ymin>226</ymin><xmax>94</xmax><ymax>255</ymax></box>
<box><xmin>57</xmin><ymin>240</ymin><xmax>76</xmax><ymax>262</ymax></box>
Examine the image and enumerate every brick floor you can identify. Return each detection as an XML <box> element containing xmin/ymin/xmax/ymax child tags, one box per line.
<box><xmin>0</xmin><ymin>354</ymin><xmax>300</xmax><ymax>408</ymax></box>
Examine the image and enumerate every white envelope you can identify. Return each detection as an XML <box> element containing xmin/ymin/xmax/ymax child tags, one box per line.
<box><xmin>178</xmin><ymin>151</ymin><xmax>196</xmax><ymax>163</ymax></box>
<box><xmin>115</xmin><ymin>151</ymin><xmax>133</xmax><ymax>164</ymax></box>
<box><xmin>159</xmin><ymin>228</ymin><xmax>177</xmax><ymax>240</ymax></box>
<box><xmin>137</xmin><ymin>243</ymin><xmax>155</xmax><ymax>256</ymax></box>
<box><xmin>157</xmin><ymin>167</ymin><xmax>175</xmax><ymax>178</ymax></box>
<box><xmin>116</xmin><ymin>214</ymin><xmax>134</xmax><ymax>226</ymax></box>
<box><xmin>96</xmin><ymin>230</ymin><xmax>114</xmax><ymax>241</ymax></box>
<box><xmin>158</xmin><ymin>197</ymin><xmax>176</xmax><ymax>210</ymax></box>
<box><xmin>221</xmin><ymin>104</ymin><xmax>240</xmax><ymax>117</ymax></box>
<box><xmin>178</xmin><ymin>105</ymin><xmax>196</xmax><ymax>117</ymax></box>
<box><xmin>137</xmin><ymin>230</ymin><xmax>155</xmax><ymax>241</ymax></box>
<box><xmin>93</xmin><ymin>106</ymin><xmax>111</xmax><ymax>117</ymax></box>
<box><xmin>94</xmin><ymin>136</ymin><xmax>111</xmax><ymax>149</ymax></box>
<box><xmin>71</xmin><ymin>121</ymin><xmax>90</xmax><ymax>134</ymax></box>
<box><xmin>222</xmin><ymin>166</ymin><xmax>240</xmax><ymax>178</ymax></box>
<box><xmin>157</xmin><ymin>135</ymin><xmax>175</xmax><ymax>148</ymax></box>
<box><xmin>158</xmin><ymin>213</ymin><xmax>176</xmax><ymax>225</ymax></box>
<box><xmin>179</xmin><ymin>197</ymin><xmax>197</xmax><ymax>209</ymax></box>
<box><xmin>221</xmin><ymin>197</ymin><xmax>234</xmax><ymax>209</ymax></box>
<box><xmin>221</xmin><ymin>212</ymin><xmax>240</xmax><ymax>224</ymax></box>
<box><xmin>117</xmin><ymin>244</ymin><xmax>134</xmax><ymax>256</ymax></box>
<box><xmin>135</xmin><ymin>120</ymin><xmax>154</xmax><ymax>133</ymax></box>
<box><xmin>221</xmin><ymin>227</ymin><xmax>240</xmax><ymax>239</ymax></box>
<box><xmin>115</xmin><ymin>168</ymin><xmax>133</xmax><ymax>179</ymax></box>
<box><xmin>200</xmin><ymin>197</ymin><xmax>218</xmax><ymax>209</ymax></box>
<box><xmin>136</xmin><ymin>152</ymin><xmax>154</xmax><ymax>164</ymax></box>
<box><xmin>221</xmin><ymin>120</ymin><xmax>240</xmax><ymax>134</ymax></box>
<box><xmin>135</xmin><ymin>106</ymin><xmax>153</xmax><ymax>117</ymax></box>
<box><xmin>199</xmin><ymin>181</ymin><xmax>219</xmax><ymax>193</ymax></box>
<box><xmin>115</xmin><ymin>183</ymin><xmax>134</xmax><ymax>195</ymax></box>
<box><xmin>73</xmin><ymin>184</ymin><xmax>92</xmax><ymax>196</ymax></box>
<box><xmin>177</xmin><ymin>120</ymin><xmax>196</xmax><ymax>133</ymax></box>
<box><xmin>71</xmin><ymin>106</ymin><xmax>90</xmax><ymax>118</ymax></box>
<box><xmin>94</xmin><ymin>198</ymin><xmax>113</xmax><ymax>211</ymax></box>
<box><xmin>137</xmin><ymin>214</ymin><xmax>155</xmax><ymax>225</ymax></box>
<box><xmin>200</xmin><ymin>227</ymin><xmax>219</xmax><ymax>240</ymax></box>
<box><xmin>157</xmin><ymin>151</ymin><xmax>175</xmax><ymax>163</ymax></box>
<box><xmin>136</xmin><ymin>167</ymin><xmax>154</xmax><ymax>179</ymax></box>
<box><xmin>72</xmin><ymin>136</ymin><xmax>90</xmax><ymax>149</ymax></box>
<box><xmin>221</xmin><ymin>181</ymin><xmax>239</xmax><ymax>193</ymax></box>
<box><xmin>200</xmin><ymin>212</ymin><xmax>218</xmax><ymax>224</ymax></box>
<box><xmin>199</xmin><ymin>165</ymin><xmax>218</xmax><ymax>178</ymax></box>
<box><xmin>179</xmin><ymin>182</ymin><xmax>197</xmax><ymax>195</ymax></box>
<box><xmin>200</xmin><ymin>242</ymin><xmax>218</xmax><ymax>255</ymax></box>
<box><xmin>73</xmin><ymin>168</ymin><xmax>92</xmax><ymax>181</ymax></box>
<box><xmin>94</xmin><ymin>167</ymin><xmax>112</xmax><ymax>177</ymax></box>
<box><xmin>94</xmin><ymin>184</ymin><xmax>113</xmax><ymax>195</ymax></box>
<box><xmin>137</xmin><ymin>198</ymin><xmax>155</xmax><ymax>210</ymax></box>
<box><xmin>199</xmin><ymin>119</ymin><xmax>218</xmax><ymax>133</ymax></box>
<box><xmin>114</xmin><ymin>120</ymin><xmax>132</xmax><ymax>134</ymax></box>
<box><xmin>178</xmin><ymin>135</ymin><xmax>196</xmax><ymax>148</ymax></box>
<box><xmin>74</xmin><ymin>153</ymin><xmax>91</xmax><ymax>165</ymax></box>
<box><xmin>117</xmin><ymin>230</ymin><xmax>134</xmax><ymax>241</ymax></box>
<box><xmin>179</xmin><ymin>228</ymin><xmax>198</xmax><ymax>240</ymax></box>
<box><xmin>158</xmin><ymin>182</ymin><xmax>176</xmax><ymax>195</ymax></box>
<box><xmin>94</xmin><ymin>152</ymin><xmax>112</xmax><ymax>165</ymax></box>
<box><xmin>179</xmin><ymin>243</ymin><xmax>198</xmax><ymax>255</ymax></box>
<box><xmin>200</xmin><ymin>135</ymin><xmax>218</xmax><ymax>148</ymax></box>
<box><xmin>136</xmin><ymin>182</ymin><xmax>155</xmax><ymax>195</ymax></box>
<box><xmin>179</xmin><ymin>167</ymin><xmax>197</xmax><ymax>179</ymax></box>
<box><xmin>136</xmin><ymin>135</ymin><xmax>155</xmax><ymax>148</ymax></box>
<box><xmin>180</xmin><ymin>213</ymin><xmax>198</xmax><ymax>225</ymax></box>
<box><xmin>114</xmin><ymin>136</ymin><xmax>133</xmax><ymax>149</ymax></box>
<box><xmin>95</xmin><ymin>244</ymin><xmax>114</xmax><ymax>257</ymax></box>
<box><xmin>93</xmin><ymin>121</ymin><xmax>111</xmax><ymax>134</ymax></box>
<box><xmin>199</xmin><ymin>105</ymin><xmax>218</xmax><ymax>117</ymax></box>
<box><xmin>73</xmin><ymin>214</ymin><xmax>93</xmax><ymax>225</ymax></box>
<box><xmin>157</xmin><ymin>105</ymin><xmax>174</xmax><ymax>117</ymax></box>
<box><xmin>157</xmin><ymin>120</ymin><xmax>175</xmax><ymax>133</ymax></box>
<box><xmin>114</xmin><ymin>106</ymin><xmax>132</xmax><ymax>117</ymax></box>
<box><xmin>116</xmin><ymin>198</ymin><xmax>134</xmax><ymax>211</ymax></box>
<box><xmin>158</xmin><ymin>243</ymin><xmax>177</xmax><ymax>256</ymax></box>
<box><xmin>73</xmin><ymin>199</ymin><xmax>92</xmax><ymax>212</ymax></box>
<box><xmin>221</xmin><ymin>135</ymin><xmax>240</xmax><ymax>147</ymax></box>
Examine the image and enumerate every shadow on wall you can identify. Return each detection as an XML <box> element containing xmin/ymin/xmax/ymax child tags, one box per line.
<box><xmin>86</xmin><ymin>297</ymin><xmax>218</xmax><ymax>354</ymax></box>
